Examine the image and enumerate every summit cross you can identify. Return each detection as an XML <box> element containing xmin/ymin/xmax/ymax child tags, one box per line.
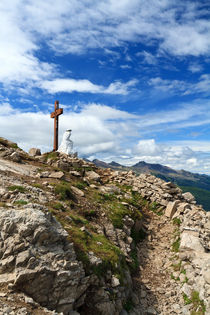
<box><xmin>50</xmin><ymin>100</ymin><xmax>63</xmax><ymax>151</ymax></box>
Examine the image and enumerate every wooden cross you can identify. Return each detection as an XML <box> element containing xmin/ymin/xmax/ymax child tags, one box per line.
<box><xmin>50</xmin><ymin>100</ymin><xmax>63</xmax><ymax>151</ymax></box>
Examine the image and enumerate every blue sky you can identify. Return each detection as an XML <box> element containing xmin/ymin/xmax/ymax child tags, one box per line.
<box><xmin>0</xmin><ymin>0</ymin><xmax>210</xmax><ymax>174</ymax></box>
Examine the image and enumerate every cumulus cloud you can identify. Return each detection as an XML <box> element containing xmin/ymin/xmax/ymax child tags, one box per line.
<box><xmin>0</xmin><ymin>0</ymin><xmax>210</xmax><ymax>89</ymax></box>
<box><xmin>149</xmin><ymin>75</ymin><xmax>210</xmax><ymax>96</ymax></box>
<box><xmin>0</xmin><ymin>102</ymin><xmax>210</xmax><ymax>174</ymax></box>
<box><xmin>40</xmin><ymin>78</ymin><xmax>138</xmax><ymax>95</ymax></box>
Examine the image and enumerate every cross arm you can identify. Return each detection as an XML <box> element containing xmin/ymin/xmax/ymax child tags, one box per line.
<box><xmin>51</xmin><ymin>108</ymin><xmax>63</xmax><ymax>118</ymax></box>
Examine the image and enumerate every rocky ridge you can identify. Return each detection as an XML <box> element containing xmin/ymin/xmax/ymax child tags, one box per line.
<box><xmin>0</xmin><ymin>137</ymin><xmax>209</xmax><ymax>315</ymax></box>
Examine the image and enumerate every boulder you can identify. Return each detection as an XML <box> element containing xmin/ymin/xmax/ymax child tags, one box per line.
<box><xmin>28</xmin><ymin>148</ymin><xmax>41</xmax><ymax>156</ymax></box>
<box><xmin>71</xmin><ymin>186</ymin><xmax>85</xmax><ymax>197</ymax></box>
<box><xmin>179</xmin><ymin>231</ymin><xmax>205</xmax><ymax>254</ymax></box>
<box><xmin>0</xmin><ymin>208</ymin><xmax>88</xmax><ymax>313</ymax></box>
<box><xmin>48</xmin><ymin>171</ymin><xmax>65</xmax><ymax>179</ymax></box>
<box><xmin>182</xmin><ymin>192</ymin><xmax>195</xmax><ymax>203</ymax></box>
<box><xmin>9</xmin><ymin>152</ymin><xmax>22</xmax><ymax>163</ymax></box>
<box><xmin>85</xmin><ymin>171</ymin><xmax>100</xmax><ymax>182</ymax></box>
<box><xmin>165</xmin><ymin>200</ymin><xmax>180</xmax><ymax>219</ymax></box>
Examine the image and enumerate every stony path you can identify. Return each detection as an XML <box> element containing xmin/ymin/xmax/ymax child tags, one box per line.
<box><xmin>0</xmin><ymin>158</ymin><xmax>37</xmax><ymax>176</ymax></box>
<box><xmin>132</xmin><ymin>210</ymin><xmax>186</xmax><ymax>315</ymax></box>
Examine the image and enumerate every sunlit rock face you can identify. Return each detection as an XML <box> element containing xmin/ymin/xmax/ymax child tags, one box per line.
<box><xmin>58</xmin><ymin>130</ymin><xmax>73</xmax><ymax>155</ymax></box>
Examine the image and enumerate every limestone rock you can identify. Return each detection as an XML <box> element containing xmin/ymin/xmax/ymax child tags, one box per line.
<box><xmin>111</xmin><ymin>276</ymin><xmax>120</xmax><ymax>287</ymax></box>
<box><xmin>28</xmin><ymin>148</ymin><xmax>41</xmax><ymax>156</ymax></box>
<box><xmin>48</xmin><ymin>171</ymin><xmax>65</xmax><ymax>179</ymax></box>
<box><xmin>182</xmin><ymin>192</ymin><xmax>195</xmax><ymax>203</ymax></box>
<box><xmin>85</xmin><ymin>171</ymin><xmax>100</xmax><ymax>182</ymax></box>
<box><xmin>180</xmin><ymin>231</ymin><xmax>205</xmax><ymax>254</ymax></box>
<box><xmin>165</xmin><ymin>200</ymin><xmax>180</xmax><ymax>219</ymax></box>
<box><xmin>71</xmin><ymin>186</ymin><xmax>85</xmax><ymax>197</ymax></box>
<box><xmin>0</xmin><ymin>208</ymin><xmax>87</xmax><ymax>313</ymax></box>
<box><xmin>9</xmin><ymin>152</ymin><xmax>21</xmax><ymax>163</ymax></box>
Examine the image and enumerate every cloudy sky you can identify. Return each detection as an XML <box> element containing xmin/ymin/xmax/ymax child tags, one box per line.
<box><xmin>0</xmin><ymin>0</ymin><xmax>210</xmax><ymax>174</ymax></box>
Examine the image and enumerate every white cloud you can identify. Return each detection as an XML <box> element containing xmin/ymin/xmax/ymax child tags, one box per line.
<box><xmin>134</xmin><ymin>139</ymin><xmax>161</xmax><ymax>156</ymax></box>
<box><xmin>137</xmin><ymin>51</ymin><xmax>157</xmax><ymax>65</ymax></box>
<box><xmin>0</xmin><ymin>0</ymin><xmax>209</xmax><ymax>89</ymax></box>
<box><xmin>188</xmin><ymin>63</ymin><xmax>203</xmax><ymax>73</ymax></box>
<box><xmin>40</xmin><ymin>78</ymin><xmax>138</xmax><ymax>95</ymax></box>
<box><xmin>149</xmin><ymin>75</ymin><xmax>210</xmax><ymax>96</ymax></box>
<box><xmin>0</xmin><ymin>102</ymin><xmax>210</xmax><ymax>174</ymax></box>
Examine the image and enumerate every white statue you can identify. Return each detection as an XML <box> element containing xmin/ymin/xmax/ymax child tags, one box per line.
<box><xmin>58</xmin><ymin>129</ymin><xmax>73</xmax><ymax>155</ymax></box>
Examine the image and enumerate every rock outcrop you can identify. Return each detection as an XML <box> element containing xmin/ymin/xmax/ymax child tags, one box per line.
<box><xmin>0</xmin><ymin>139</ymin><xmax>209</xmax><ymax>315</ymax></box>
<box><xmin>0</xmin><ymin>207</ymin><xmax>87</xmax><ymax>313</ymax></box>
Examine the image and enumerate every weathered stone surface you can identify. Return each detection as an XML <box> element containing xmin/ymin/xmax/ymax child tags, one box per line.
<box><xmin>48</xmin><ymin>171</ymin><xmax>65</xmax><ymax>179</ymax></box>
<box><xmin>180</xmin><ymin>231</ymin><xmax>205</xmax><ymax>254</ymax></box>
<box><xmin>71</xmin><ymin>186</ymin><xmax>85</xmax><ymax>197</ymax></box>
<box><xmin>85</xmin><ymin>171</ymin><xmax>100</xmax><ymax>182</ymax></box>
<box><xmin>9</xmin><ymin>152</ymin><xmax>22</xmax><ymax>163</ymax></box>
<box><xmin>28</xmin><ymin>148</ymin><xmax>41</xmax><ymax>156</ymax></box>
<box><xmin>182</xmin><ymin>192</ymin><xmax>195</xmax><ymax>202</ymax></box>
<box><xmin>0</xmin><ymin>208</ymin><xmax>87</xmax><ymax>313</ymax></box>
<box><xmin>165</xmin><ymin>200</ymin><xmax>180</xmax><ymax>219</ymax></box>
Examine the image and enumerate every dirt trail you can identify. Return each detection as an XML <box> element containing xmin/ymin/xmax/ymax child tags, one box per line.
<box><xmin>133</xmin><ymin>210</ymin><xmax>184</xmax><ymax>315</ymax></box>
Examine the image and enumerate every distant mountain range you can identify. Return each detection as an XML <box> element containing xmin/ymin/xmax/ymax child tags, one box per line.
<box><xmin>92</xmin><ymin>159</ymin><xmax>210</xmax><ymax>211</ymax></box>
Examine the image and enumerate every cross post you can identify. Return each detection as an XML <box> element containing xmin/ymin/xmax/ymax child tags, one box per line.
<box><xmin>50</xmin><ymin>100</ymin><xmax>63</xmax><ymax>151</ymax></box>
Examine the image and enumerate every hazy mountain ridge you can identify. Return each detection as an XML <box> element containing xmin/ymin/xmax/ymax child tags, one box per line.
<box><xmin>92</xmin><ymin>159</ymin><xmax>210</xmax><ymax>210</ymax></box>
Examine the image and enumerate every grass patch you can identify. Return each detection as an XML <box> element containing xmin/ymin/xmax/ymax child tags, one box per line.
<box><xmin>173</xmin><ymin>218</ymin><xmax>181</xmax><ymax>226</ymax></box>
<box><xmin>191</xmin><ymin>291</ymin><xmax>206</xmax><ymax>315</ymax></box>
<box><xmin>172</xmin><ymin>261</ymin><xmax>182</xmax><ymax>271</ymax></box>
<box><xmin>51</xmin><ymin>202</ymin><xmax>66</xmax><ymax>211</ymax></box>
<box><xmin>183</xmin><ymin>293</ymin><xmax>192</xmax><ymax>305</ymax></box>
<box><xmin>54</xmin><ymin>181</ymin><xmax>77</xmax><ymax>202</ymax></box>
<box><xmin>182</xmin><ymin>291</ymin><xmax>206</xmax><ymax>314</ymax></box>
<box><xmin>108</xmin><ymin>201</ymin><xmax>142</xmax><ymax>229</ymax></box>
<box><xmin>8</xmin><ymin>185</ymin><xmax>26</xmax><ymax>193</ymax></box>
<box><xmin>172</xmin><ymin>237</ymin><xmax>181</xmax><ymax>252</ymax></box>
<box><xmin>43</xmin><ymin>151</ymin><xmax>59</xmax><ymax>162</ymax></box>
<box><xmin>66</xmin><ymin>224</ymin><xmax>126</xmax><ymax>279</ymax></box>
<box><xmin>31</xmin><ymin>183</ymin><xmax>43</xmax><ymax>189</ymax></box>
<box><xmin>75</xmin><ymin>182</ymin><xmax>88</xmax><ymax>190</ymax></box>
<box><xmin>0</xmin><ymin>202</ymin><xmax>7</xmax><ymax>207</ymax></box>
<box><xmin>0</xmin><ymin>137</ymin><xmax>18</xmax><ymax>149</ymax></box>
<box><xmin>14</xmin><ymin>200</ymin><xmax>28</xmax><ymax>205</ymax></box>
<box><xmin>123</xmin><ymin>298</ymin><xmax>134</xmax><ymax>312</ymax></box>
<box><xmin>83</xmin><ymin>209</ymin><xmax>97</xmax><ymax>219</ymax></box>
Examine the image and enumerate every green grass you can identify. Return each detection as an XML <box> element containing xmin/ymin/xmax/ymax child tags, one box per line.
<box><xmin>108</xmin><ymin>201</ymin><xmax>142</xmax><ymax>228</ymax></box>
<box><xmin>191</xmin><ymin>291</ymin><xmax>206</xmax><ymax>315</ymax></box>
<box><xmin>173</xmin><ymin>218</ymin><xmax>181</xmax><ymax>226</ymax></box>
<box><xmin>183</xmin><ymin>293</ymin><xmax>192</xmax><ymax>305</ymax></box>
<box><xmin>75</xmin><ymin>182</ymin><xmax>88</xmax><ymax>190</ymax></box>
<box><xmin>54</xmin><ymin>181</ymin><xmax>77</xmax><ymax>202</ymax></box>
<box><xmin>172</xmin><ymin>237</ymin><xmax>181</xmax><ymax>252</ymax></box>
<box><xmin>51</xmin><ymin>202</ymin><xmax>66</xmax><ymax>211</ymax></box>
<box><xmin>0</xmin><ymin>137</ymin><xmax>18</xmax><ymax>149</ymax></box>
<box><xmin>171</xmin><ymin>261</ymin><xmax>182</xmax><ymax>271</ymax></box>
<box><xmin>183</xmin><ymin>291</ymin><xmax>206</xmax><ymax>314</ymax></box>
<box><xmin>31</xmin><ymin>183</ymin><xmax>43</xmax><ymax>189</ymax></box>
<box><xmin>43</xmin><ymin>151</ymin><xmax>59</xmax><ymax>161</ymax></box>
<box><xmin>14</xmin><ymin>200</ymin><xmax>28</xmax><ymax>205</ymax></box>
<box><xmin>8</xmin><ymin>185</ymin><xmax>26</xmax><ymax>193</ymax></box>
<box><xmin>66</xmin><ymin>224</ymin><xmax>126</xmax><ymax>279</ymax></box>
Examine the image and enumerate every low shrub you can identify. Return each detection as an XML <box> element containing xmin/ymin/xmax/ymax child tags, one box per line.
<box><xmin>8</xmin><ymin>185</ymin><xmax>26</xmax><ymax>193</ymax></box>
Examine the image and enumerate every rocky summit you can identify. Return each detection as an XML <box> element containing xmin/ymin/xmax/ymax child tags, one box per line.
<box><xmin>0</xmin><ymin>137</ymin><xmax>209</xmax><ymax>315</ymax></box>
